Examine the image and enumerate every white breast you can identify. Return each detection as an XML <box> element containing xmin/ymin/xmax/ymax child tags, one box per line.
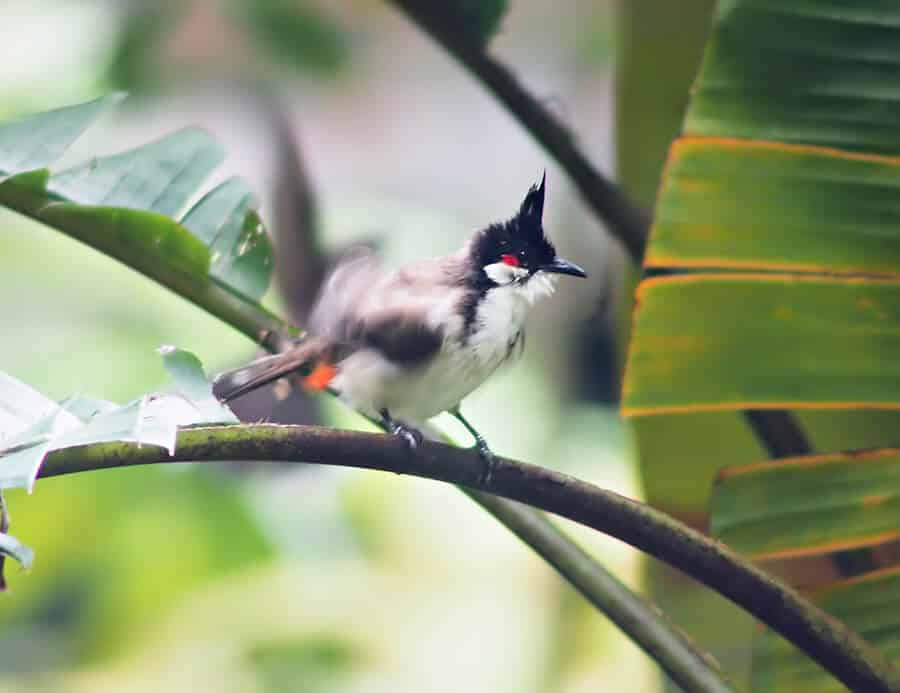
<box><xmin>332</xmin><ymin>274</ymin><xmax>556</xmax><ymax>423</ymax></box>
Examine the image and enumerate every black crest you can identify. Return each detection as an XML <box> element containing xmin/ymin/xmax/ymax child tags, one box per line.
<box><xmin>468</xmin><ymin>173</ymin><xmax>556</xmax><ymax>286</ymax></box>
<box><xmin>518</xmin><ymin>171</ymin><xmax>546</xmax><ymax>232</ymax></box>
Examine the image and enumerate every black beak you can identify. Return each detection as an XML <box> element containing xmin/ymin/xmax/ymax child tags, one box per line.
<box><xmin>540</xmin><ymin>257</ymin><xmax>587</xmax><ymax>278</ymax></box>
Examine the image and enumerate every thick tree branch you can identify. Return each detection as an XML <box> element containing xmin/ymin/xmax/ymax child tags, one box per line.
<box><xmin>39</xmin><ymin>424</ymin><xmax>899</xmax><ymax>693</ymax></box>
<box><xmin>387</xmin><ymin>0</ymin><xmax>649</xmax><ymax>264</ymax></box>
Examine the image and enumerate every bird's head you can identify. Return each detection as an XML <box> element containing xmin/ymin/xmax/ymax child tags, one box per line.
<box><xmin>469</xmin><ymin>174</ymin><xmax>586</xmax><ymax>297</ymax></box>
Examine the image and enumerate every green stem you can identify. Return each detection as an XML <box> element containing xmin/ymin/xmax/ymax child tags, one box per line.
<box><xmin>464</xmin><ymin>491</ymin><xmax>732</xmax><ymax>693</ymax></box>
<box><xmin>39</xmin><ymin>425</ymin><xmax>898</xmax><ymax>693</ymax></box>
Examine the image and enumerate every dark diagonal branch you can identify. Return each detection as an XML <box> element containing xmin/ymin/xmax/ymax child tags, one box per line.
<box><xmin>743</xmin><ymin>410</ymin><xmax>811</xmax><ymax>459</ymax></box>
<box><xmin>387</xmin><ymin>0</ymin><xmax>649</xmax><ymax>264</ymax></box>
<box><xmin>39</xmin><ymin>425</ymin><xmax>899</xmax><ymax>693</ymax></box>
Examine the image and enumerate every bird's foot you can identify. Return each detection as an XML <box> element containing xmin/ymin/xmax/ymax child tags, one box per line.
<box><xmin>390</xmin><ymin>420</ymin><xmax>424</xmax><ymax>451</ymax></box>
<box><xmin>379</xmin><ymin>409</ymin><xmax>422</xmax><ymax>451</ymax></box>
<box><xmin>474</xmin><ymin>438</ymin><xmax>498</xmax><ymax>486</ymax></box>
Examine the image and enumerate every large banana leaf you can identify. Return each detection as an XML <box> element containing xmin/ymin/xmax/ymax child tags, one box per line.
<box><xmin>615</xmin><ymin>2</ymin><xmax>768</xmax><ymax>685</ymax></box>
<box><xmin>622</xmin><ymin>0</ymin><xmax>900</xmax><ymax>688</ymax></box>
<box><xmin>713</xmin><ymin>449</ymin><xmax>900</xmax><ymax>560</ymax></box>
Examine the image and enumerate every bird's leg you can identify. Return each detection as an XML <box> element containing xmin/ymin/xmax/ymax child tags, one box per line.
<box><xmin>450</xmin><ymin>407</ymin><xmax>497</xmax><ymax>486</ymax></box>
<box><xmin>379</xmin><ymin>409</ymin><xmax>423</xmax><ymax>450</ymax></box>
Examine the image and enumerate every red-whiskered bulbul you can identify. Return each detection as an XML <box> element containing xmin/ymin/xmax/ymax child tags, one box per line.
<box><xmin>215</xmin><ymin>175</ymin><xmax>586</xmax><ymax>481</ymax></box>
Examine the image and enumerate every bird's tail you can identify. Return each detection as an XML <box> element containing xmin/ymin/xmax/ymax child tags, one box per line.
<box><xmin>213</xmin><ymin>336</ymin><xmax>339</xmax><ymax>403</ymax></box>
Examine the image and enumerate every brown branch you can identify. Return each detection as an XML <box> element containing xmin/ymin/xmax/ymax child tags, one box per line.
<box><xmin>39</xmin><ymin>424</ymin><xmax>900</xmax><ymax>693</ymax></box>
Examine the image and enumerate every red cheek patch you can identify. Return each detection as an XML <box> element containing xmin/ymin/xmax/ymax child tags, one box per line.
<box><xmin>501</xmin><ymin>254</ymin><xmax>520</xmax><ymax>267</ymax></box>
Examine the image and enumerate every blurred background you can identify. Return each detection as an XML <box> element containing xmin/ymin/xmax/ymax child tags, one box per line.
<box><xmin>0</xmin><ymin>1</ymin><xmax>727</xmax><ymax>691</ymax></box>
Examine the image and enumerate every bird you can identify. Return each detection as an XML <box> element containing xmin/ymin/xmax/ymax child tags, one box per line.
<box><xmin>214</xmin><ymin>174</ymin><xmax>586</xmax><ymax>482</ymax></box>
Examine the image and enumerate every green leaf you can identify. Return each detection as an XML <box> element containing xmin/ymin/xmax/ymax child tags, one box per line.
<box><xmin>0</xmin><ymin>371</ymin><xmax>76</xmax><ymax>438</ymax></box>
<box><xmin>59</xmin><ymin>396</ymin><xmax>119</xmax><ymax>423</ymax></box>
<box><xmin>0</xmin><ymin>443</ymin><xmax>54</xmax><ymax>495</ymax></box>
<box><xmin>53</xmin><ymin>398</ymin><xmax>176</xmax><ymax>456</ymax></box>
<box><xmin>647</xmin><ymin>138</ymin><xmax>900</xmax><ymax>275</ymax></box>
<box><xmin>686</xmin><ymin>2</ymin><xmax>900</xmax><ymax>153</ymax></box>
<box><xmin>712</xmin><ymin>449</ymin><xmax>900</xmax><ymax>559</ymax></box>
<box><xmin>0</xmin><ymin>398</ymin><xmax>170</xmax><ymax>494</ymax></box>
<box><xmin>182</xmin><ymin>177</ymin><xmax>273</xmax><ymax>300</ymax></box>
<box><xmin>50</xmin><ymin>128</ymin><xmax>224</xmax><ymax>218</ymax></box>
<box><xmin>0</xmin><ymin>532</ymin><xmax>34</xmax><ymax>572</ymax></box>
<box><xmin>0</xmin><ymin>94</ymin><xmax>123</xmax><ymax>175</ymax></box>
<box><xmin>616</xmin><ymin>24</ymin><xmax>755</xmax><ymax>673</ymax></box>
<box><xmin>0</xmin><ymin>96</ymin><xmax>273</xmax><ymax>306</ymax></box>
<box><xmin>624</xmin><ymin>0</ymin><xmax>900</xmax><ymax>685</ymax></box>
<box><xmin>0</xmin><ymin>169</ymin><xmax>51</xmax><ymax>215</ymax></box>
<box><xmin>158</xmin><ymin>346</ymin><xmax>238</xmax><ymax>424</ymax></box>
<box><xmin>624</xmin><ymin>275</ymin><xmax>900</xmax><ymax>414</ymax></box>
<box><xmin>39</xmin><ymin>204</ymin><xmax>210</xmax><ymax>279</ymax></box>
<box><xmin>753</xmin><ymin>569</ymin><xmax>900</xmax><ymax>692</ymax></box>
<box><xmin>616</xmin><ymin>0</ymin><xmax>715</xmax><ymax>205</ymax></box>
<box><xmin>0</xmin><ymin>374</ymin><xmax>82</xmax><ymax>492</ymax></box>
<box><xmin>0</xmin><ymin>348</ymin><xmax>236</xmax><ymax>494</ymax></box>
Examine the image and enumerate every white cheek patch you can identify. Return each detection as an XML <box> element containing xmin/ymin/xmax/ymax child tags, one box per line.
<box><xmin>521</xmin><ymin>271</ymin><xmax>556</xmax><ymax>304</ymax></box>
<box><xmin>484</xmin><ymin>261</ymin><xmax>529</xmax><ymax>286</ymax></box>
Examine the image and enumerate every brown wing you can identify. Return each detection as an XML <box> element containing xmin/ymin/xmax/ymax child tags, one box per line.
<box><xmin>214</xmin><ymin>337</ymin><xmax>334</xmax><ymax>402</ymax></box>
<box><xmin>354</xmin><ymin>313</ymin><xmax>443</xmax><ymax>366</ymax></box>
<box><xmin>309</xmin><ymin>247</ymin><xmax>457</xmax><ymax>366</ymax></box>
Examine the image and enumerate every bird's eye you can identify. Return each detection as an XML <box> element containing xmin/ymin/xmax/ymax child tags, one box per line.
<box><xmin>501</xmin><ymin>253</ymin><xmax>520</xmax><ymax>267</ymax></box>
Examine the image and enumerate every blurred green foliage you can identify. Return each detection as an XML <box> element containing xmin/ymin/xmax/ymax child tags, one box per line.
<box><xmin>107</xmin><ymin>0</ymin><xmax>350</xmax><ymax>90</ymax></box>
<box><xmin>233</xmin><ymin>0</ymin><xmax>349</xmax><ymax>75</ymax></box>
<box><xmin>106</xmin><ymin>4</ymin><xmax>180</xmax><ymax>89</ymax></box>
<box><xmin>246</xmin><ymin>634</ymin><xmax>361</xmax><ymax>692</ymax></box>
<box><xmin>0</xmin><ymin>466</ymin><xmax>273</xmax><ymax>666</ymax></box>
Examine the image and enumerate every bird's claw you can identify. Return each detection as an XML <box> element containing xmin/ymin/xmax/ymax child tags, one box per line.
<box><xmin>391</xmin><ymin>421</ymin><xmax>423</xmax><ymax>450</ymax></box>
<box><xmin>474</xmin><ymin>439</ymin><xmax>497</xmax><ymax>486</ymax></box>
